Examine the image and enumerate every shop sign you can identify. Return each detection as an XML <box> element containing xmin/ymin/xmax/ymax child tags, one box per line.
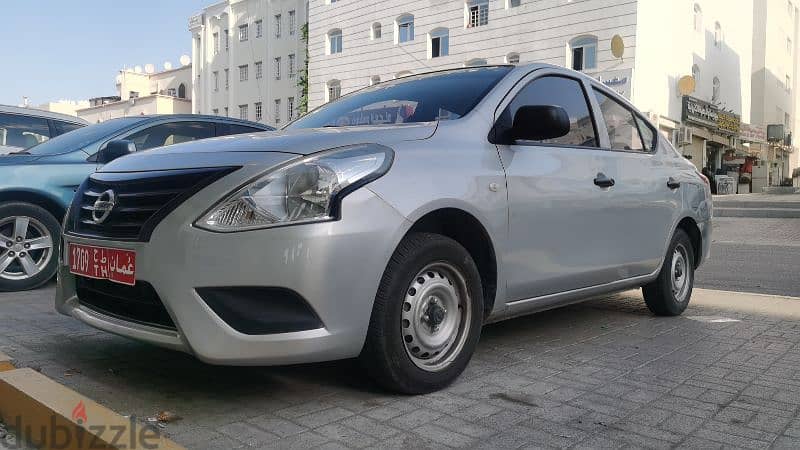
<box><xmin>740</xmin><ymin>123</ymin><xmax>766</xmax><ymax>143</ymax></box>
<box><xmin>682</xmin><ymin>96</ymin><xmax>741</xmax><ymax>136</ymax></box>
<box><xmin>717</xmin><ymin>110</ymin><xmax>741</xmax><ymax>134</ymax></box>
<box><xmin>682</xmin><ymin>96</ymin><xmax>718</xmax><ymax>128</ymax></box>
<box><xmin>188</xmin><ymin>13</ymin><xmax>204</xmax><ymax>29</ymax></box>
<box><xmin>596</xmin><ymin>69</ymin><xmax>632</xmax><ymax>99</ymax></box>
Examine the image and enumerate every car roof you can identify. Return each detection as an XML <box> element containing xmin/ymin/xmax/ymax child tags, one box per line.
<box><xmin>130</xmin><ymin>114</ymin><xmax>274</xmax><ymax>130</ymax></box>
<box><xmin>0</xmin><ymin>104</ymin><xmax>89</xmax><ymax>124</ymax></box>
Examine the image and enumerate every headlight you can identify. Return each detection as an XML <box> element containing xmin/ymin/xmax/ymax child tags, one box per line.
<box><xmin>196</xmin><ymin>144</ymin><xmax>394</xmax><ymax>232</ymax></box>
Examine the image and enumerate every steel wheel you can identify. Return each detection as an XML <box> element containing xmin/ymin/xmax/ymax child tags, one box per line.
<box><xmin>670</xmin><ymin>243</ymin><xmax>690</xmax><ymax>303</ymax></box>
<box><xmin>401</xmin><ymin>262</ymin><xmax>472</xmax><ymax>372</ymax></box>
<box><xmin>0</xmin><ymin>216</ymin><xmax>54</xmax><ymax>281</ymax></box>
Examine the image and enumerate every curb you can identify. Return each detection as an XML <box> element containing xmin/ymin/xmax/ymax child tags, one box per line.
<box><xmin>0</xmin><ymin>351</ymin><xmax>13</xmax><ymax>372</ymax></box>
<box><xmin>0</xmin><ymin>357</ymin><xmax>184</xmax><ymax>450</ymax></box>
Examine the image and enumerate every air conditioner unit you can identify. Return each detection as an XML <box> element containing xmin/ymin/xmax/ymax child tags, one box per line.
<box><xmin>677</xmin><ymin>126</ymin><xmax>692</xmax><ymax>146</ymax></box>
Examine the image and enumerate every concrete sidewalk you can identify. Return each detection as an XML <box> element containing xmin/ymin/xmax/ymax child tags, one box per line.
<box><xmin>713</xmin><ymin>193</ymin><xmax>800</xmax><ymax>218</ymax></box>
<box><xmin>1</xmin><ymin>287</ymin><xmax>800</xmax><ymax>449</ymax></box>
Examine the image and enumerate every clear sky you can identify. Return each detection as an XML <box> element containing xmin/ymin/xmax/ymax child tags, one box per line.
<box><xmin>0</xmin><ymin>0</ymin><xmax>205</xmax><ymax>106</ymax></box>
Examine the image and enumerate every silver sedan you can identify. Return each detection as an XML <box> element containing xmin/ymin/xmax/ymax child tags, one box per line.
<box><xmin>56</xmin><ymin>64</ymin><xmax>712</xmax><ymax>393</ymax></box>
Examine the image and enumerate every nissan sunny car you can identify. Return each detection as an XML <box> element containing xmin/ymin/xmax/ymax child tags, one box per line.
<box><xmin>56</xmin><ymin>64</ymin><xmax>712</xmax><ymax>393</ymax></box>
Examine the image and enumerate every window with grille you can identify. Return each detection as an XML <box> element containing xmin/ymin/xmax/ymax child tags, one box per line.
<box><xmin>213</xmin><ymin>71</ymin><xmax>219</xmax><ymax>90</ymax></box>
<box><xmin>213</xmin><ymin>32</ymin><xmax>220</xmax><ymax>54</ymax></box>
<box><xmin>224</xmin><ymin>69</ymin><xmax>229</xmax><ymax>89</ymax></box>
<box><xmin>224</xmin><ymin>29</ymin><xmax>229</xmax><ymax>50</ymax></box>
<box><xmin>288</xmin><ymin>97</ymin><xmax>295</xmax><ymax>120</ymax></box>
<box><xmin>289</xmin><ymin>10</ymin><xmax>296</xmax><ymax>35</ymax></box>
<box><xmin>239</xmin><ymin>64</ymin><xmax>248</xmax><ymax>82</ymax></box>
<box><xmin>255</xmin><ymin>61</ymin><xmax>263</xmax><ymax>79</ymax></box>
<box><xmin>274</xmin><ymin>99</ymin><xmax>281</xmax><ymax>124</ymax></box>
<box><xmin>274</xmin><ymin>57</ymin><xmax>281</xmax><ymax>80</ymax></box>
<box><xmin>239</xmin><ymin>104</ymin><xmax>248</xmax><ymax>120</ymax></box>
<box><xmin>275</xmin><ymin>14</ymin><xmax>282</xmax><ymax>38</ymax></box>
<box><xmin>239</xmin><ymin>24</ymin><xmax>248</xmax><ymax>42</ymax></box>
<box><xmin>467</xmin><ymin>1</ymin><xmax>489</xmax><ymax>27</ymax></box>
<box><xmin>256</xmin><ymin>20</ymin><xmax>263</xmax><ymax>38</ymax></box>
<box><xmin>255</xmin><ymin>102</ymin><xmax>262</xmax><ymax>121</ymax></box>
<box><xmin>288</xmin><ymin>54</ymin><xmax>296</xmax><ymax>78</ymax></box>
<box><xmin>327</xmin><ymin>80</ymin><xmax>341</xmax><ymax>102</ymax></box>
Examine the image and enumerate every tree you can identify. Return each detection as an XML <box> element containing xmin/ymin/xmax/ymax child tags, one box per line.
<box><xmin>297</xmin><ymin>22</ymin><xmax>309</xmax><ymax>115</ymax></box>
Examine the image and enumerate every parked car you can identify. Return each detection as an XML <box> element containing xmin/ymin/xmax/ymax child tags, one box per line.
<box><xmin>0</xmin><ymin>105</ymin><xmax>87</xmax><ymax>155</ymax></box>
<box><xmin>0</xmin><ymin>115</ymin><xmax>273</xmax><ymax>291</ymax></box>
<box><xmin>56</xmin><ymin>65</ymin><xmax>712</xmax><ymax>393</ymax></box>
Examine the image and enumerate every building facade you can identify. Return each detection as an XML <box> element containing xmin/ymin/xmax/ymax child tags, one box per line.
<box><xmin>37</xmin><ymin>100</ymin><xmax>90</xmax><ymax>117</ymax></box>
<box><xmin>189</xmin><ymin>0</ymin><xmax>308</xmax><ymax>127</ymax></box>
<box><xmin>308</xmin><ymin>0</ymin><xmax>800</xmax><ymax>187</ymax></box>
<box><xmin>751</xmin><ymin>0</ymin><xmax>799</xmax><ymax>186</ymax></box>
<box><xmin>76</xmin><ymin>64</ymin><xmax>193</xmax><ymax>123</ymax></box>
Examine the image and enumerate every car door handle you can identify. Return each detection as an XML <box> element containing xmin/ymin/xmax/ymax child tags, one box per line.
<box><xmin>667</xmin><ymin>177</ymin><xmax>681</xmax><ymax>189</ymax></box>
<box><xmin>593</xmin><ymin>173</ymin><xmax>615</xmax><ymax>188</ymax></box>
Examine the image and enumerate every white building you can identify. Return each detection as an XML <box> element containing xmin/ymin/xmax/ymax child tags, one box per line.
<box><xmin>37</xmin><ymin>100</ymin><xmax>90</xmax><ymax>117</ymax></box>
<box><xmin>189</xmin><ymin>0</ymin><xmax>308</xmax><ymax>126</ymax></box>
<box><xmin>751</xmin><ymin>0</ymin><xmax>799</xmax><ymax>185</ymax></box>
<box><xmin>308</xmin><ymin>0</ymin><xmax>800</xmax><ymax>182</ymax></box>
<box><xmin>77</xmin><ymin>63</ymin><xmax>193</xmax><ymax>123</ymax></box>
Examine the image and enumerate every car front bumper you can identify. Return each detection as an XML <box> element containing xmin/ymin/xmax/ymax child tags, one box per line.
<box><xmin>56</xmin><ymin>187</ymin><xmax>409</xmax><ymax>365</ymax></box>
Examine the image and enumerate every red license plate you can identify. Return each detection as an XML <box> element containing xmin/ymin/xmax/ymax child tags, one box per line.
<box><xmin>69</xmin><ymin>243</ymin><xmax>136</xmax><ymax>286</ymax></box>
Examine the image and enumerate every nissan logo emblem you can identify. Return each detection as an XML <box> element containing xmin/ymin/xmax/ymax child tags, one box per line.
<box><xmin>92</xmin><ymin>189</ymin><xmax>116</xmax><ymax>224</ymax></box>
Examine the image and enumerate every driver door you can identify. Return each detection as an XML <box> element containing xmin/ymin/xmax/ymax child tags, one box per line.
<box><xmin>495</xmin><ymin>72</ymin><xmax>622</xmax><ymax>303</ymax></box>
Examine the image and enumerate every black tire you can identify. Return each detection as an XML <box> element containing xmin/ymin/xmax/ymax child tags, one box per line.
<box><xmin>359</xmin><ymin>232</ymin><xmax>484</xmax><ymax>394</ymax></box>
<box><xmin>0</xmin><ymin>202</ymin><xmax>61</xmax><ymax>292</ymax></box>
<box><xmin>642</xmin><ymin>229</ymin><xmax>695</xmax><ymax>316</ymax></box>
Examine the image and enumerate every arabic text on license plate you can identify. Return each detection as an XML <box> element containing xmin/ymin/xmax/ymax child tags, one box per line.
<box><xmin>69</xmin><ymin>243</ymin><xmax>136</xmax><ymax>286</ymax></box>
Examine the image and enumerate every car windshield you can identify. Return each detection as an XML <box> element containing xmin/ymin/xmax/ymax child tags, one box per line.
<box><xmin>24</xmin><ymin>117</ymin><xmax>144</xmax><ymax>156</ymax></box>
<box><xmin>286</xmin><ymin>67</ymin><xmax>513</xmax><ymax>129</ymax></box>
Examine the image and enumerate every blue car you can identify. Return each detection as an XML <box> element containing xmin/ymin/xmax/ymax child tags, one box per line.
<box><xmin>0</xmin><ymin>115</ymin><xmax>274</xmax><ymax>291</ymax></box>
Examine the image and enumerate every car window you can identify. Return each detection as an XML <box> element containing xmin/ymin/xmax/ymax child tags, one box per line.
<box><xmin>53</xmin><ymin>120</ymin><xmax>85</xmax><ymax>136</ymax></box>
<box><xmin>125</xmin><ymin>121</ymin><xmax>216</xmax><ymax>151</ymax></box>
<box><xmin>0</xmin><ymin>113</ymin><xmax>51</xmax><ymax>150</ymax></box>
<box><xmin>287</xmin><ymin>67</ymin><xmax>512</xmax><ymax>129</ymax></box>
<box><xmin>634</xmin><ymin>115</ymin><xmax>656</xmax><ymax>150</ymax></box>
<box><xmin>25</xmin><ymin>117</ymin><xmax>143</xmax><ymax>156</ymax></box>
<box><xmin>500</xmin><ymin>76</ymin><xmax>598</xmax><ymax>147</ymax></box>
<box><xmin>592</xmin><ymin>89</ymin><xmax>648</xmax><ymax>151</ymax></box>
<box><xmin>217</xmin><ymin>123</ymin><xmax>266</xmax><ymax>136</ymax></box>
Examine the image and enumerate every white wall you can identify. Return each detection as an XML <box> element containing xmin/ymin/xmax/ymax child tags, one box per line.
<box><xmin>308</xmin><ymin>0</ymin><xmax>638</xmax><ymax>109</ymax></box>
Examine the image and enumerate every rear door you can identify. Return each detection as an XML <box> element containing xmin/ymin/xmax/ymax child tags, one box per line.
<box><xmin>588</xmin><ymin>87</ymin><xmax>679</xmax><ymax>277</ymax></box>
<box><xmin>496</xmin><ymin>70</ymin><xmax>623</xmax><ymax>302</ymax></box>
<box><xmin>0</xmin><ymin>113</ymin><xmax>51</xmax><ymax>153</ymax></box>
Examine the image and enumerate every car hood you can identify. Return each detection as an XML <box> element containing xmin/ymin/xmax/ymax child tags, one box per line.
<box><xmin>0</xmin><ymin>154</ymin><xmax>44</xmax><ymax>166</ymax></box>
<box><xmin>100</xmin><ymin>123</ymin><xmax>436</xmax><ymax>172</ymax></box>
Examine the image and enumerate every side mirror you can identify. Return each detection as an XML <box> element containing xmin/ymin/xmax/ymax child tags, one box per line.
<box><xmin>97</xmin><ymin>140</ymin><xmax>136</xmax><ymax>164</ymax></box>
<box><xmin>511</xmin><ymin>105</ymin><xmax>570</xmax><ymax>142</ymax></box>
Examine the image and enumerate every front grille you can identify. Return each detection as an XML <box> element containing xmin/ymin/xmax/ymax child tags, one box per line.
<box><xmin>67</xmin><ymin>167</ymin><xmax>237</xmax><ymax>242</ymax></box>
<box><xmin>75</xmin><ymin>277</ymin><xmax>176</xmax><ymax>330</ymax></box>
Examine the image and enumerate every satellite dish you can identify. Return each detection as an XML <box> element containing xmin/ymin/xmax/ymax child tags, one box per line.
<box><xmin>134</xmin><ymin>65</ymin><xmax>143</xmax><ymax>73</ymax></box>
<box><xmin>611</xmin><ymin>35</ymin><xmax>625</xmax><ymax>59</ymax></box>
<box><xmin>179</xmin><ymin>55</ymin><xmax>191</xmax><ymax>66</ymax></box>
<box><xmin>164</xmin><ymin>61</ymin><xmax>173</xmax><ymax>70</ymax></box>
<box><xmin>144</xmin><ymin>63</ymin><xmax>155</xmax><ymax>74</ymax></box>
<box><xmin>678</xmin><ymin>75</ymin><xmax>697</xmax><ymax>95</ymax></box>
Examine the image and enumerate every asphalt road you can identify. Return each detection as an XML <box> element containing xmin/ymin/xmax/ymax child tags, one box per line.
<box><xmin>695</xmin><ymin>217</ymin><xmax>800</xmax><ymax>297</ymax></box>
